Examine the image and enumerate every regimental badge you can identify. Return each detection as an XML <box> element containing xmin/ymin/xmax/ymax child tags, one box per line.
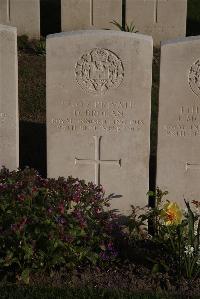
<box><xmin>188</xmin><ymin>59</ymin><xmax>200</xmax><ymax>97</ymax></box>
<box><xmin>75</xmin><ymin>48</ymin><xmax>124</xmax><ymax>95</ymax></box>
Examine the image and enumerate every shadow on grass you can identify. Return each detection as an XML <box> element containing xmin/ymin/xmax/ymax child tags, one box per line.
<box><xmin>19</xmin><ymin>121</ymin><xmax>46</xmax><ymax>177</ymax></box>
<box><xmin>40</xmin><ymin>0</ymin><xmax>61</xmax><ymax>37</ymax></box>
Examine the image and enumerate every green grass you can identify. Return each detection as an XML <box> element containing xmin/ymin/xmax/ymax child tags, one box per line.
<box><xmin>18</xmin><ymin>52</ymin><xmax>46</xmax><ymax>123</ymax></box>
<box><xmin>0</xmin><ymin>285</ymin><xmax>197</xmax><ymax>299</ymax></box>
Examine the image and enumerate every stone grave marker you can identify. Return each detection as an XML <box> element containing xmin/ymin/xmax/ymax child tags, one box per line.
<box><xmin>126</xmin><ymin>0</ymin><xmax>187</xmax><ymax>46</ymax></box>
<box><xmin>47</xmin><ymin>30</ymin><xmax>152</xmax><ymax>214</ymax></box>
<box><xmin>157</xmin><ymin>36</ymin><xmax>200</xmax><ymax>205</ymax></box>
<box><xmin>0</xmin><ymin>25</ymin><xmax>18</xmax><ymax>170</ymax></box>
<box><xmin>61</xmin><ymin>0</ymin><xmax>122</xmax><ymax>31</ymax></box>
<box><xmin>0</xmin><ymin>0</ymin><xmax>40</xmax><ymax>39</ymax></box>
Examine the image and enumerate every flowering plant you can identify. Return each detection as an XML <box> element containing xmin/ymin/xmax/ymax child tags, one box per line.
<box><xmin>0</xmin><ymin>167</ymin><xmax>118</xmax><ymax>283</ymax></box>
<box><xmin>160</xmin><ymin>201</ymin><xmax>182</xmax><ymax>226</ymax></box>
<box><xmin>147</xmin><ymin>189</ymin><xmax>200</xmax><ymax>279</ymax></box>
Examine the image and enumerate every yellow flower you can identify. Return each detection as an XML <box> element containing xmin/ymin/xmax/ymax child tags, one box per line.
<box><xmin>160</xmin><ymin>201</ymin><xmax>182</xmax><ymax>226</ymax></box>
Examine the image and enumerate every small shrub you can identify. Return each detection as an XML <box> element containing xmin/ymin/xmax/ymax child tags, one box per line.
<box><xmin>31</xmin><ymin>39</ymin><xmax>46</xmax><ymax>56</ymax></box>
<box><xmin>18</xmin><ymin>36</ymin><xmax>46</xmax><ymax>56</ymax></box>
<box><xmin>0</xmin><ymin>167</ymin><xmax>118</xmax><ymax>283</ymax></box>
<box><xmin>17</xmin><ymin>35</ymin><xmax>30</xmax><ymax>51</ymax></box>
<box><xmin>144</xmin><ymin>189</ymin><xmax>200</xmax><ymax>279</ymax></box>
<box><xmin>110</xmin><ymin>20</ymin><xmax>138</xmax><ymax>33</ymax></box>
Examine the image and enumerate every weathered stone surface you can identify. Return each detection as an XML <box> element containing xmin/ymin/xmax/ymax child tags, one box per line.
<box><xmin>157</xmin><ymin>36</ymin><xmax>200</xmax><ymax>205</ymax></box>
<box><xmin>126</xmin><ymin>0</ymin><xmax>187</xmax><ymax>46</ymax></box>
<box><xmin>0</xmin><ymin>25</ymin><xmax>18</xmax><ymax>170</ymax></box>
<box><xmin>47</xmin><ymin>30</ymin><xmax>152</xmax><ymax>214</ymax></box>
<box><xmin>93</xmin><ymin>0</ymin><xmax>122</xmax><ymax>29</ymax></box>
<box><xmin>0</xmin><ymin>0</ymin><xmax>40</xmax><ymax>39</ymax></box>
<box><xmin>61</xmin><ymin>0</ymin><xmax>122</xmax><ymax>31</ymax></box>
<box><xmin>61</xmin><ymin>0</ymin><xmax>91</xmax><ymax>31</ymax></box>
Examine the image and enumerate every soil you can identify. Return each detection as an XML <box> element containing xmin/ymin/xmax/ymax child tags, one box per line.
<box><xmin>30</xmin><ymin>263</ymin><xmax>200</xmax><ymax>297</ymax></box>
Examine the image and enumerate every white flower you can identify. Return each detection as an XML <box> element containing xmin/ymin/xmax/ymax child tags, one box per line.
<box><xmin>195</xmin><ymin>208</ymin><xmax>200</xmax><ymax>217</ymax></box>
<box><xmin>184</xmin><ymin>245</ymin><xmax>194</xmax><ymax>257</ymax></box>
<box><xmin>146</xmin><ymin>234</ymin><xmax>152</xmax><ymax>240</ymax></box>
<box><xmin>196</xmin><ymin>258</ymin><xmax>200</xmax><ymax>266</ymax></box>
<box><xmin>164</xmin><ymin>233</ymin><xmax>170</xmax><ymax>240</ymax></box>
<box><xmin>191</xmin><ymin>207</ymin><xmax>200</xmax><ymax>217</ymax></box>
<box><xmin>194</xmin><ymin>222</ymin><xmax>199</xmax><ymax>236</ymax></box>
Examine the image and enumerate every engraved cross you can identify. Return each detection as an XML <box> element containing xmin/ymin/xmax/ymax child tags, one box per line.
<box><xmin>186</xmin><ymin>162</ymin><xmax>200</xmax><ymax>172</ymax></box>
<box><xmin>6</xmin><ymin>0</ymin><xmax>11</xmax><ymax>23</ymax></box>
<box><xmin>75</xmin><ymin>136</ymin><xmax>121</xmax><ymax>185</ymax></box>
<box><xmin>90</xmin><ymin>0</ymin><xmax>94</xmax><ymax>26</ymax></box>
<box><xmin>154</xmin><ymin>0</ymin><xmax>168</xmax><ymax>23</ymax></box>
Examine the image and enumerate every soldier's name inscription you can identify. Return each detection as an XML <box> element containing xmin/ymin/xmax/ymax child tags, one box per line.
<box><xmin>51</xmin><ymin>100</ymin><xmax>144</xmax><ymax>133</ymax></box>
<box><xmin>164</xmin><ymin>106</ymin><xmax>200</xmax><ymax>137</ymax></box>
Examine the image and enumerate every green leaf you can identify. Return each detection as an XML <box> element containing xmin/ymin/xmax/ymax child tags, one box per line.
<box><xmin>110</xmin><ymin>20</ymin><xmax>123</xmax><ymax>31</ymax></box>
<box><xmin>160</xmin><ymin>260</ymin><xmax>170</xmax><ymax>272</ymax></box>
<box><xmin>147</xmin><ymin>191</ymin><xmax>155</xmax><ymax>197</ymax></box>
<box><xmin>185</xmin><ymin>199</ymin><xmax>195</xmax><ymax>244</ymax></box>
<box><xmin>21</xmin><ymin>269</ymin><xmax>30</xmax><ymax>284</ymax></box>
<box><xmin>87</xmin><ymin>252</ymin><xmax>99</xmax><ymax>265</ymax></box>
<box><xmin>51</xmin><ymin>255</ymin><xmax>65</xmax><ymax>266</ymax></box>
<box><xmin>197</xmin><ymin>219</ymin><xmax>200</xmax><ymax>249</ymax></box>
<box><xmin>23</xmin><ymin>244</ymin><xmax>33</xmax><ymax>260</ymax></box>
<box><xmin>152</xmin><ymin>263</ymin><xmax>159</xmax><ymax>274</ymax></box>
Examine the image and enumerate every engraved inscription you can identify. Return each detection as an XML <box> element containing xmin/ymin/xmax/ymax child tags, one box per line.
<box><xmin>75</xmin><ymin>136</ymin><xmax>121</xmax><ymax>185</ymax></box>
<box><xmin>186</xmin><ymin>162</ymin><xmax>200</xmax><ymax>171</ymax></box>
<box><xmin>51</xmin><ymin>100</ymin><xmax>144</xmax><ymax>133</ymax></box>
<box><xmin>0</xmin><ymin>113</ymin><xmax>7</xmax><ymax>123</ymax></box>
<box><xmin>75</xmin><ymin>48</ymin><xmax>124</xmax><ymax>95</ymax></box>
<box><xmin>188</xmin><ymin>59</ymin><xmax>200</xmax><ymax>97</ymax></box>
<box><xmin>164</xmin><ymin>106</ymin><xmax>200</xmax><ymax>137</ymax></box>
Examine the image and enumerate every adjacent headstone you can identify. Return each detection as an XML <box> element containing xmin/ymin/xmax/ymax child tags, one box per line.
<box><xmin>47</xmin><ymin>30</ymin><xmax>153</xmax><ymax>214</ymax></box>
<box><xmin>126</xmin><ymin>0</ymin><xmax>187</xmax><ymax>46</ymax></box>
<box><xmin>0</xmin><ymin>25</ymin><xmax>18</xmax><ymax>170</ymax></box>
<box><xmin>0</xmin><ymin>0</ymin><xmax>40</xmax><ymax>39</ymax></box>
<box><xmin>157</xmin><ymin>36</ymin><xmax>200</xmax><ymax>204</ymax></box>
<box><xmin>61</xmin><ymin>0</ymin><xmax>122</xmax><ymax>31</ymax></box>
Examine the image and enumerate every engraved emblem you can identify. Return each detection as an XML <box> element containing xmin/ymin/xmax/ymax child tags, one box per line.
<box><xmin>75</xmin><ymin>48</ymin><xmax>124</xmax><ymax>95</ymax></box>
<box><xmin>188</xmin><ymin>59</ymin><xmax>200</xmax><ymax>97</ymax></box>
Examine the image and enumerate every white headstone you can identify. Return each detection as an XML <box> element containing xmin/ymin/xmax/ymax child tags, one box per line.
<box><xmin>61</xmin><ymin>0</ymin><xmax>122</xmax><ymax>31</ymax></box>
<box><xmin>0</xmin><ymin>25</ymin><xmax>18</xmax><ymax>170</ymax></box>
<box><xmin>157</xmin><ymin>36</ymin><xmax>200</xmax><ymax>204</ymax></box>
<box><xmin>47</xmin><ymin>30</ymin><xmax>153</xmax><ymax>215</ymax></box>
<box><xmin>126</xmin><ymin>0</ymin><xmax>187</xmax><ymax>46</ymax></box>
<box><xmin>0</xmin><ymin>0</ymin><xmax>40</xmax><ymax>39</ymax></box>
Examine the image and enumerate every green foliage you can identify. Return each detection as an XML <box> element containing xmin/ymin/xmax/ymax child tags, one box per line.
<box><xmin>141</xmin><ymin>189</ymin><xmax>200</xmax><ymax>279</ymax></box>
<box><xmin>125</xmin><ymin>205</ymin><xmax>149</xmax><ymax>240</ymax></box>
<box><xmin>31</xmin><ymin>39</ymin><xmax>46</xmax><ymax>56</ymax></box>
<box><xmin>110</xmin><ymin>20</ymin><xmax>138</xmax><ymax>33</ymax></box>
<box><xmin>0</xmin><ymin>167</ymin><xmax>118</xmax><ymax>283</ymax></box>
<box><xmin>17</xmin><ymin>36</ymin><xmax>46</xmax><ymax>56</ymax></box>
<box><xmin>17</xmin><ymin>35</ymin><xmax>30</xmax><ymax>51</ymax></box>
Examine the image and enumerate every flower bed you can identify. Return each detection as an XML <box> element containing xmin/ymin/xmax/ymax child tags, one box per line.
<box><xmin>0</xmin><ymin>167</ymin><xmax>118</xmax><ymax>284</ymax></box>
<box><xmin>0</xmin><ymin>168</ymin><xmax>200</xmax><ymax>296</ymax></box>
